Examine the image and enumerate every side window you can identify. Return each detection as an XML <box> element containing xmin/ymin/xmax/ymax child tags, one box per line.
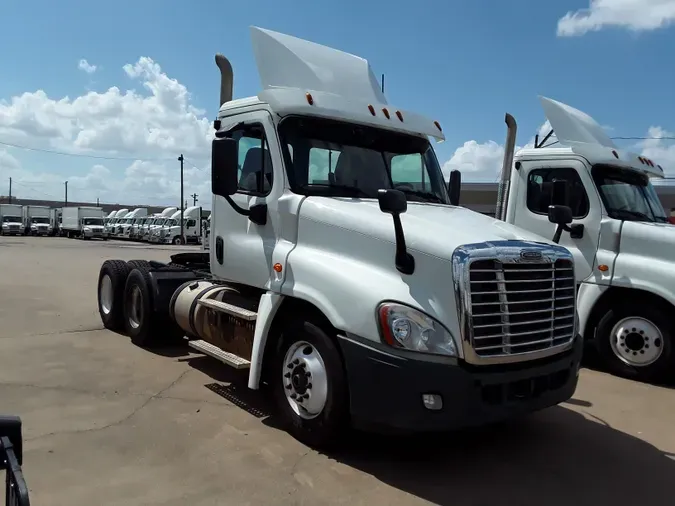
<box><xmin>526</xmin><ymin>167</ymin><xmax>589</xmax><ymax>218</ymax></box>
<box><xmin>230</xmin><ymin>123</ymin><xmax>273</xmax><ymax>195</ymax></box>
<box><xmin>186</xmin><ymin>219</ymin><xmax>196</xmax><ymax>228</ymax></box>
<box><xmin>390</xmin><ymin>153</ymin><xmax>428</xmax><ymax>190</ymax></box>
<box><xmin>308</xmin><ymin>147</ymin><xmax>340</xmax><ymax>184</ymax></box>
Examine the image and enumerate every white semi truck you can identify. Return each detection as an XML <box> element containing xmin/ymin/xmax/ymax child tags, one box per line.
<box><xmin>22</xmin><ymin>205</ymin><xmax>51</xmax><ymax>236</ymax></box>
<box><xmin>61</xmin><ymin>206</ymin><xmax>107</xmax><ymax>239</ymax></box>
<box><xmin>118</xmin><ymin>208</ymin><xmax>148</xmax><ymax>239</ymax></box>
<box><xmin>105</xmin><ymin>209</ymin><xmax>128</xmax><ymax>236</ymax></box>
<box><xmin>142</xmin><ymin>207</ymin><xmax>178</xmax><ymax>242</ymax></box>
<box><xmin>0</xmin><ymin>204</ymin><xmax>23</xmax><ymax>236</ymax></box>
<box><xmin>492</xmin><ymin>97</ymin><xmax>675</xmax><ymax>383</ymax></box>
<box><xmin>160</xmin><ymin>206</ymin><xmax>201</xmax><ymax>245</ymax></box>
<box><xmin>95</xmin><ymin>27</ymin><xmax>582</xmax><ymax>448</ymax></box>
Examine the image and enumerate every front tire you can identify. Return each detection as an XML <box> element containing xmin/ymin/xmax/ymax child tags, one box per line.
<box><xmin>97</xmin><ymin>260</ymin><xmax>131</xmax><ymax>331</ymax></box>
<box><xmin>172</xmin><ymin>236</ymin><xmax>184</xmax><ymax>245</ymax></box>
<box><xmin>273</xmin><ymin>320</ymin><xmax>348</xmax><ymax>449</ymax></box>
<box><xmin>595</xmin><ymin>302</ymin><xmax>674</xmax><ymax>383</ymax></box>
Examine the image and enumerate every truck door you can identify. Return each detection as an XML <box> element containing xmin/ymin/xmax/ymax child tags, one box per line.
<box><xmin>511</xmin><ymin>159</ymin><xmax>602</xmax><ymax>282</ymax></box>
<box><xmin>210</xmin><ymin>109</ymin><xmax>283</xmax><ymax>289</ymax></box>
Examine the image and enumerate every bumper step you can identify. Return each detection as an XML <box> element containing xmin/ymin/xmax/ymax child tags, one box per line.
<box><xmin>187</xmin><ymin>339</ymin><xmax>251</xmax><ymax>369</ymax></box>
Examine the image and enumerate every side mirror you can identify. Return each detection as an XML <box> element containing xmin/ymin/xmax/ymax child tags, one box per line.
<box><xmin>548</xmin><ymin>205</ymin><xmax>573</xmax><ymax>225</ymax></box>
<box><xmin>378</xmin><ymin>188</ymin><xmax>407</xmax><ymax>215</ymax></box>
<box><xmin>548</xmin><ymin>204</ymin><xmax>574</xmax><ymax>244</ymax></box>
<box><xmin>448</xmin><ymin>170</ymin><xmax>461</xmax><ymax>206</ymax></box>
<box><xmin>378</xmin><ymin>189</ymin><xmax>414</xmax><ymax>275</ymax></box>
<box><xmin>211</xmin><ymin>138</ymin><xmax>239</xmax><ymax>197</ymax></box>
<box><xmin>0</xmin><ymin>415</ymin><xmax>23</xmax><ymax>468</ymax></box>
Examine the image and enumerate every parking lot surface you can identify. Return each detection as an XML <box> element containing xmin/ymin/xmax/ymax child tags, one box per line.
<box><xmin>1</xmin><ymin>236</ymin><xmax>674</xmax><ymax>505</ymax></box>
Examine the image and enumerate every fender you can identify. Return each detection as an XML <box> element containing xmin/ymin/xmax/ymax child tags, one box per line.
<box><xmin>248</xmin><ymin>292</ymin><xmax>284</xmax><ymax>390</ymax></box>
<box><xmin>576</xmin><ymin>281</ymin><xmax>608</xmax><ymax>339</ymax></box>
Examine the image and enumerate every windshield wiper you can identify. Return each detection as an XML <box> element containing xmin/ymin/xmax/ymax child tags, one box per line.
<box><xmin>610</xmin><ymin>209</ymin><xmax>654</xmax><ymax>222</ymax></box>
<box><xmin>298</xmin><ymin>183</ymin><xmax>371</xmax><ymax>198</ymax></box>
<box><xmin>396</xmin><ymin>188</ymin><xmax>444</xmax><ymax>203</ymax></box>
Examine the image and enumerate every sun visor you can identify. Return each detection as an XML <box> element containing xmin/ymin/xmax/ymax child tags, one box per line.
<box><xmin>539</xmin><ymin>96</ymin><xmax>616</xmax><ymax>149</ymax></box>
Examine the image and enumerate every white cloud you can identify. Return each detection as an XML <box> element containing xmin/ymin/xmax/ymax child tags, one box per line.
<box><xmin>0</xmin><ymin>56</ymin><xmax>214</xmax><ymax>206</ymax></box>
<box><xmin>557</xmin><ymin>0</ymin><xmax>675</xmax><ymax>37</ymax></box>
<box><xmin>78</xmin><ymin>59</ymin><xmax>97</xmax><ymax>74</ymax></box>
<box><xmin>639</xmin><ymin>126</ymin><xmax>675</xmax><ymax>171</ymax></box>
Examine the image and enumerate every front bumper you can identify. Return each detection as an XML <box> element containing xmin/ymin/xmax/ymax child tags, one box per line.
<box><xmin>338</xmin><ymin>334</ymin><xmax>582</xmax><ymax>433</ymax></box>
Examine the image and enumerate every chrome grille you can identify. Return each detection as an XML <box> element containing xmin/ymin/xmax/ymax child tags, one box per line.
<box><xmin>469</xmin><ymin>258</ymin><xmax>575</xmax><ymax>356</ymax></box>
<box><xmin>453</xmin><ymin>241</ymin><xmax>577</xmax><ymax>365</ymax></box>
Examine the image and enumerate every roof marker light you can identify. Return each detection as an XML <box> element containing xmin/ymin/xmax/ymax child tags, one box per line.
<box><xmin>612</xmin><ymin>150</ymin><xmax>619</xmax><ymax>159</ymax></box>
<box><xmin>396</xmin><ymin>111</ymin><xmax>404</xmax><ymax>122</ymax></box>
<box><xmin>305</xmin><ymin>93</ymin><xmax>314</xmax><ymax>105</ymax></box>
<box><xmin>434</xmin><ymin>121</ymin><xmax>442</xmax><ymax>132</ymax></box>
<box><xmin>368</xmin><ymin>105</ymin><xmax>376</xmax><ymax>116</ymax></box>
<box><xmin>382</xmin><ymin>108</ymin><xmax>390</xmax><ymax>119</ymax></box>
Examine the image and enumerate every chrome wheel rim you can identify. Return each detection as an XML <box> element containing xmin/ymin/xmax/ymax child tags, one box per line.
<box><xmin>610</xmin><ymin>317</ymin><xmax>664</xmax><ymax>367</ymax></box>
<box><xmin>282</xmin><ymin>341</ymin><xmax>328</xmax><ymax>420</ymax></box>
<box><xmin>100</xmin><ymin>275</ymin><xmax>113</xmax><ymax>315</ymax></box>
<box><xmin>128</xmin><ymin>285</ymin><xmax>143</xmax><ymax>329</ymax></box>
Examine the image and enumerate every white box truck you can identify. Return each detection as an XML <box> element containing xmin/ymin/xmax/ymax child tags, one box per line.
<box><xmin>22</xmin><ymin>206</ymin><xmax>51</xmax><ymax>236</ymax></box>
<box><xmin>0</xmin><ymin>204</ymin><xmax>23</xmax><ymax>236</ymax></box>
<box><xmin>95</xmin><ymin>27</ymin><xmax>582</xmax><ymax>449</ymax></box>
<box><xmin>61</xmin><ymin>207</ymin><xmax>106</xmax><ymax>239</ymax></box>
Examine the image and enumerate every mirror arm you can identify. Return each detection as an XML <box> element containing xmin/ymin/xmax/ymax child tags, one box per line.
<box><xmin>224</xmin><ymin>195</ymin><xmax>249</xmax><ymax>217</ymax></box>
<box><xmin>392</xmin><ymin>215</ymin><xmax>415</xmax><ymax>275</ymax></box>
<box><xmin>223</xmin><ymin>196</ymin><xmax>267</xmax><ymax>226</ymax></box>
<box><xmin>552</xmin><ymin>223</ymin><xmax>572</xmax><ymax>244</ymax></box>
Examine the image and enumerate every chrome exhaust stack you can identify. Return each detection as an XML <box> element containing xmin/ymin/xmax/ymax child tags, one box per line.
<box><xmin>495</xmin><ymin>113</ymin><xmax>517</xmax><ymax>221</ymax></box>
<box><xmin>215</xmin><ymin>54</ymin><xmax>234</xmax><ymax>107</ymax></box>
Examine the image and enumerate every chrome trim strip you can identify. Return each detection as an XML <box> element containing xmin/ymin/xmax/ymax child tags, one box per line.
<box><xmin>452</xmin><ymin>240</ymin><xmax>577</xmax><ymax>365</ymax></box>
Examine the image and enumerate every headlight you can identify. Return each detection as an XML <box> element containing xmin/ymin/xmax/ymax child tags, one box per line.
<box><xmin>377</xmin><ymin>303</ymin><xmax>457</xmax><ymax>356</ymax></box>
<box><xmin>84</xmin><ymin>227</ymin><xmax>92</xmax><ymax>232</ymax></box>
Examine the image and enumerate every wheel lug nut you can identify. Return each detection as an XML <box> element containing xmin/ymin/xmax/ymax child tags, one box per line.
<box><xmin>286</xmin><ymin>384</ymin><xmax>292</xmax><ymax>390</ymax></box>
<box><xmin>306</xmin><ymin>372</ymin><xmax>311</xmax><ymax>378</ymax></box>
<box><xmin>293</xmin><ymin>358</ymin><xmax>300</xmax><ymax>365</ymax></box>
<box><xmin>284</xmin><ymin>372</ymin><xmax>290</xmax><ymax>378</ymax></box>
<box><xmin>307</xmin><ymin>383</ymin><xmax>312</xmax><ymax>389</ymax></box>
<box><xmin>290</xmin><ymin>393</ymin><xmax>297</xmax><ymax>400</ymax></box>
<box><xmin>287</xmin><ymin>363</ymin><xmax>293</xmax><ymax>369</ymax></box>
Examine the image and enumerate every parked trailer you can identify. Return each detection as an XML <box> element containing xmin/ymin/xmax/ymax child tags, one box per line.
<box><xmin>96</xmin><ymin>27</ymin><xmax>582</xmax><ymax>449</ymax></box>
<box><xmin>0</xmin><ymin>204</ymin><xmax>23</xmax><ymax>236</ymax></box>
<box><xmin>22</xmin><ymin>205</ymin><xmax>51</xmax><ymax>236</ymax></box>
<box><xmin>61</xmin><ymin>206</ymin><xmax>107</xmax><ymax>239</ymax></box>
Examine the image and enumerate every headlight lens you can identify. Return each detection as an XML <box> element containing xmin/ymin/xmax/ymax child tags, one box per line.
<box><xmin>378</xmin><ymin>303</ymin><xmax>457</xmax><ymax>357</ymax></box>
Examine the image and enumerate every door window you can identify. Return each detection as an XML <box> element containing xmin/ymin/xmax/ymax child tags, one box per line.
<box><xmin>227</xmin><ymin>123</ymin><xmax>273</xmax><ymax>196</ymax></box>
<box><xmin>526</xmin><ymin>167</ymin><xmax>589</xmax><ymax>218</ymax></box>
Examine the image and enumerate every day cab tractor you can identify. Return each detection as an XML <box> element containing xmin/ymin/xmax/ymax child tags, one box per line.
<box><xmin>96</xmin><ymin>27</ymin><xmax>582</xmax><ymax>448</ymax></box>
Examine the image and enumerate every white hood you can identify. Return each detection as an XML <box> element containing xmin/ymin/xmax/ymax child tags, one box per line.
<box><xmin>300</xmin><ymin>198</ymin><xmax>553</xmax><ymax>260</ymax></box>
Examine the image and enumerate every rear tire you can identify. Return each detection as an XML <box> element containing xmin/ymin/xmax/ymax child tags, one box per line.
<box><xmin>97</xmin><ymin>260</ymin><xmax>131</xmax><ymax>331</ymax></box>
<box><xmin>595</xmin><ymin>301</ymin><xmax>674</xmax><ymax>383</ymax></box>
<box><xmin>127</xmin><ymin>260</ymin><xmax>152</xmax><ymax>271</ymax></box>
<box><xmin>272</xmin><ymin>319</ymin><xmax>348</xmax><ymax>449</ymax></box>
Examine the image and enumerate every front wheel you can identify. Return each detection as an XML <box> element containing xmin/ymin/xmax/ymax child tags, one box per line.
<box><xmin>273</xmin><ymin>320</ymin><xmax>348</xmax><ymax>449</ymax></box>
<box><xmin>172</xmin><ymin>236</ymin><xmax>184</xmax><ymax>245</ymax></box>
<box><xmin>595</xmin><ymin>302</ymin><xmax>674</xmax><ymax>383</ymax></box>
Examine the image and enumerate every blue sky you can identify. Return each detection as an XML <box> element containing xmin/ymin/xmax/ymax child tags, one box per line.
<box><xmin>1</xmin><ymin>0</ymin><xmax>675</xmax><ymax>205</ymax></box>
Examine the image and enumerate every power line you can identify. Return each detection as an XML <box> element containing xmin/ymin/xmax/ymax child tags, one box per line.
<box><xmin>611</xmin><ymin>136</ymin><xmax>675</xmax><ymax>141</ymax></box>
<box><xmin>0</xmin><ymin>139</ymin><xmax>176</xmax><ymax>162</ymax></box>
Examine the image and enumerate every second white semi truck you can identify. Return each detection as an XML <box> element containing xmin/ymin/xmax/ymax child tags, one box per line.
<box><xmin>490</xmin><ymin>97</ymin><xmax>675</xmax><ymax>383</ymax></box>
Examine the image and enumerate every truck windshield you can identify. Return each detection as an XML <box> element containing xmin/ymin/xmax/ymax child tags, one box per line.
<box><xmin>155</xmin><ymin>219</ymin><xmax>165</xmax><ymax>225</ymax></box>
<box><xmin>2</xmin><ymin>216</ymin><xmax>20</xmax><ymax>223</ymax></box>
<box><xmin>31</xmin><ymin>217</ymin><xmax>49</xmax><ymax>224</ymax></box>
<box><xmin>83</xmin><ymin>218</ymin><xmax>103</xmax><ymax>226</ymax></box>
<box><xmin>278</xmin><ymin>116</ymin><xmax>449</xmax><ymax>204</ymax></box>
<box><xmin>592</xmin><ymin>165</ymin><xmax>668</xmax><ymax>223</ymax></box>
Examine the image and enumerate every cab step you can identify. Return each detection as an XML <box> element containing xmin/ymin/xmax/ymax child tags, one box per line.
<box><xmin>187</xmin><ymin>339</ymin><xmax>251</xmax><ymax>369</ymax></box>
<box><xmin>197</xmin><ymin>298</ymin><xmax>258</xmax><ymax>321</ymax></box>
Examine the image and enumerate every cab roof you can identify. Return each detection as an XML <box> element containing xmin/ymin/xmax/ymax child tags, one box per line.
<box><xmin>218</xmin><ymin>27</ymin><xmax>445</xmax><ymax>142</ymax></box>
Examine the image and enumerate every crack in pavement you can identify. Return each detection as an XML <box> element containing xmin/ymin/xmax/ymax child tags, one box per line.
<box><xmin>25</xmin><ymin>369</ymin><xmax>194</xmax><ymax>442</ymax></box>
<box><xmin>0</xmin><ymin>326</ymin><xmax>107</xmax><ymax>339</ymax></box>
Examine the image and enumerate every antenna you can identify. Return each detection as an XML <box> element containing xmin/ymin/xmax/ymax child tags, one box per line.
<box><xmin>381</xmin><ymin>73</ymin><xmax>385</xmax><ymax>94</ymax></box>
